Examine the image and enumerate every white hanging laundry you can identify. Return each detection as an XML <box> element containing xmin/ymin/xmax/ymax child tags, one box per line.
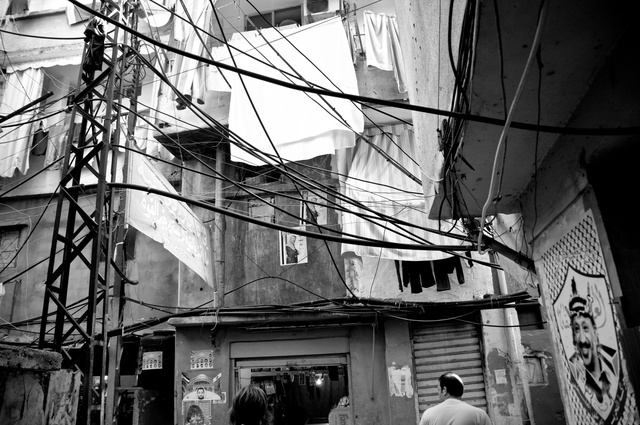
<box><xmin>362</xmin><ymin>11</ymin><xmax>407</xmax><ymax>93</ymax></box>
<box><xmin>171</xmin><ymin>0</ymin><xmax>215</xmax><ymax>106</ymax></box>
<box><xmin>341</xmin><ymin>124</ymin><xmax>461</xmax><ymax>261</ymax></box>
<box><xmin>0</xmin><ymin>67</ymin><xmax>44</xmax><ymax>178</ymax></box>
<box><xmin>211</xmin><ymin>17</ymin><xmax>363</xmax><ymax>165</ymax></box>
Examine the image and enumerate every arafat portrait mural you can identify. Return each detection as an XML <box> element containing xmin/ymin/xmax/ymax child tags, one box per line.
<box><xmin>542</xmin><ymin>208</ymin><xmax>637</xmax><ymax>424</ymax></box>
<box><xmin>553</xmin><ymin>267</ymin><xmax>620</xmax><ymax>419</ymax></box>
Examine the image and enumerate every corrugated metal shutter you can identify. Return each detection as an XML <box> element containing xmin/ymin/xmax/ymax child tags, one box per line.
<box><xmin>412</xmin><ymin>321</ymin><xmax>487</xmax><ymax>414</ymax></box>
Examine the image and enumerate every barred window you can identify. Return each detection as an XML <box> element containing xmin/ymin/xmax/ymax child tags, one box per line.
<box><xmin>0</xmin><ymin>228</ymin><xmax>21</xmax><ymax>269</ymax></box>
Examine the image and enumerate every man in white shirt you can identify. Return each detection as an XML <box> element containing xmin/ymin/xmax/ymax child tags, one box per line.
<box><xmin>419</xmin><ymin>372</ymin><xmax>492</xmax><ymax>425</ymax></box>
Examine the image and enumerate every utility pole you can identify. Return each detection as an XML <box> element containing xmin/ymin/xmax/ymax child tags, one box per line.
<box><xmin>38</xmin><ymin>1</ymin><xmax>133</xmax><ymax>423</ymax></box>
<box><xmin>104</xmin><ymin>1</ymin><xmax>143</xmax><ymax>422</ymax></box>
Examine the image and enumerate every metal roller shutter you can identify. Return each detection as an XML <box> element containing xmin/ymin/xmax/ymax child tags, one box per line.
<box><xmin>412</xmin><ymin>321</ymin><xmax>487</xmax><ymax>414</ymax></box>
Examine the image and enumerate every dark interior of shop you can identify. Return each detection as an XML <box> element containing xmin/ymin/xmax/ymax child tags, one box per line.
<box><xmin>244</xmin><ymin>365</ymin><xmax>349</xmax><ymax>425</ymax></box>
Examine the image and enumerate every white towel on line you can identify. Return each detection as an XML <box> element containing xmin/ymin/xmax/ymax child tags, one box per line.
<box><xmin>209</xmin><ymin>18</ymin><xmax>364</xmax><ymax>165</ymax></box>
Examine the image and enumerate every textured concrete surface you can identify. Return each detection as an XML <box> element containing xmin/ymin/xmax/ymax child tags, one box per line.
<box><xmin>0</xmin><ymin>369</ymin><xmax>80</xmax><ymax>425</ymax></box>
<box><xmin>0</xmin><ymin>344</ymin><xmax>62</xmax><ymax>371</ymax></box>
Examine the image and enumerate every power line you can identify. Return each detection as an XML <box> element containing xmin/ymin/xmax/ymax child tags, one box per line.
<box><xmin>0</xmin><ymin>28</ymin><xmax>84</xmax><ymax>40</ymax></box>
<box><xmin>69</xmin><ymin>0</ymin><xmax>640</xmax><ymax>136</ymax></box>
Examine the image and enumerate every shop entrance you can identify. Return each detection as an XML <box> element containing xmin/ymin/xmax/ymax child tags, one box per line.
<box><xmin>234</xmin><ymin>355</ymin><xmax>350</xmax><ymax>425</ymax></box>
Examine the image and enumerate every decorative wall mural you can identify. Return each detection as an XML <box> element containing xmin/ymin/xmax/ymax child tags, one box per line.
<box><xmin>541</xmin><ymin>209</ymin><xmax>637</xmax><ymax>424</ymax></box>
<box><xmin>553</xmin><ymin>267</ymin><xmax>620</xmax><ymax>419</ymax></box>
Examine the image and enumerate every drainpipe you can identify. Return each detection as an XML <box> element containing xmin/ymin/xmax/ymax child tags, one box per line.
<box><xmin>493</xmin><ymin>253</ymin><xmax>533</xmax><ymax>424</ymax></box>
<box><xmin>213</xmin><ymin>145</ymin><xmax>226</xmax><ymax>307</ymax></box>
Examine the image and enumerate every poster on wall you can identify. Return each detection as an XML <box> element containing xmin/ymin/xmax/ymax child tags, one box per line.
<box><xmin>543</xmin><ymin>208</ymin><xmax>637</xmax><ymax>424</ymax></box>
<box><xmin>190</xmin><ymin>350</ymin><xmax>214</xmax><ymax>370</ymax></box>
<box><xmin>182</xmin><ymin>373</ymin><xmax>226</xmax><ymax>425</ymax></box>
<box><xmin>142</xmin><ymin>351</ymin><xmax>163</xmax><ymax>370</ymax></box>
<box><xmin>303</xmin><ymin>191</ymin><xmax>327</xmax><ymax>225</ymax></box>
<box><xmin>279</xmin><ymin>228</ymin><xmax>308</xmax><ymax>265</ymax></box>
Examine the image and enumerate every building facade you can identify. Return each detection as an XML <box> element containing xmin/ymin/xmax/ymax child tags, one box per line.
<box><xmin>0</xmin><ymin>1</ymin><xmax>570</xmax><ymax>424</ymax></box>
<box><xmin>407</xmin><ymin>0</ymin><xmax>640</xmax><ymax>423</ymax></box>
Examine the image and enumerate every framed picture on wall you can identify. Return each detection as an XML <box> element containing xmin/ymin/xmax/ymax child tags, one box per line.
<box><xmin>279</xmin><ymin>228</ymin><xmax>308</xmax><ymax>266</ymax></box>
<box><xmin>303</xmin><ymin>191</ymin><xmax>327</xmax><ymax>225</ymax></box>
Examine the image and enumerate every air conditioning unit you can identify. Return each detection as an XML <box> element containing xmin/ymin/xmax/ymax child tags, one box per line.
<box><xmin>304</xmin><ymin>0</ymin><xmax>341</xmax><ymax>17</ymax></box>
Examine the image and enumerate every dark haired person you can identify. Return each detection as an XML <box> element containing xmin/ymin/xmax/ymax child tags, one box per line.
<box><xmin>229</xmin><ymin>385</ymin><xmax>268</xmax><ymax>425</ymax></box>
<box><xmin>419</xmin><ymin>372</ymin><xmax>492</xmax><ymax>425</ymax></box>
<box><xmin>185</xmin><ymin>404</ymin><xmax>205</xmax><ymax>425</ymax></box>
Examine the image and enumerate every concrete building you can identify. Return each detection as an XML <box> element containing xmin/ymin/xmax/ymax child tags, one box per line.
<box><xmin>0</xmin><ymin>0</ymin><xmax>575</xmax><ymax>424</ymax></box>
<box><xmin>407</xmin><ymin>0</ymin><xmax>640</xmax><ymax>423</ymax></box>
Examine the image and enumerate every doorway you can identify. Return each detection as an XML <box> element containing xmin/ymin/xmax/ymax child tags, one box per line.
<box><xmin>234</xmin><ymin>356</ymin><xmax>349</xmax><ymax>425</ymax></box>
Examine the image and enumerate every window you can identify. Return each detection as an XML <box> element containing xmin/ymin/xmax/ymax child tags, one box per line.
<box><xmin>0</xmin><ymin>227</ymin><xmax>21</xmax><ymax>269</ymax></box>
<box><xmin>516</xmin><ymin>304</ymin><xmax>545</xmax><ymax>330</ymax></box>
<box><xmin>245</xmin><ymin>5</ymin><xmax>303</xmax><ymax>31</ymax></box>
<box><xmin>524</xmin><ymin>355</ymin><xmax>547</xmax><ymax>385</ymax></box>
<box><xmin>1</xmin><ymin>0</ymin><xmax>29</xmax><ymax>17</ymax></box>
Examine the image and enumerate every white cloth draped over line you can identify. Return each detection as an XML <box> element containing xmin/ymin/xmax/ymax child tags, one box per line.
<box><xmin>0</xmin><ymin>68</ymin><xmax>44</xmax><ymax>178</ymax></box>
<box><xmin>362</xmin><ymin>11</ymin><xmax>407</xmax><ymax>93</ymax></box>
<box><xmin>209</xmin><ymin>18</ymin><xmax>363</xmax><ymax>165</ymax></box>
<box><xmin>341</xmin><ymin>124</ymin><xmax>460</xmax><ymax>261</ymax></box>
<box><xmin>171</xmin><ymin>0</ymin><xmax>214</xmax><ymax>104</ymax></box>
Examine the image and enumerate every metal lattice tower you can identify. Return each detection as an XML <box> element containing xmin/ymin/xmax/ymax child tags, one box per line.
<box><xmin>38</xmin><ymin>1</ymin><xmax>137</xmax><ymax>423</ymax></box>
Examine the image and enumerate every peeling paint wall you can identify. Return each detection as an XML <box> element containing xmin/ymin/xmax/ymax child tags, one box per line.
<box><xmin>521</xmin><ymin>329</ymin><xmax>566</xmax><ymax>424</ymax></box>
<box><xmin>0</xmin><ymin>346</ymin><xmax>80</xmax><ymax>425</ymax></box>
<box><xmin>383</xmin><ymin>320</ymin><xmax>417</xmax><ymax>425</ymax></box>
<box><xmin>481</xmin><ymin>309</ymin><xmax>529</xmax><ymax>425</ymax></box>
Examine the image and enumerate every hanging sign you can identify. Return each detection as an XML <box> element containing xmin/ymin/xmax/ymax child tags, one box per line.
<box><xmin>126</xmin><ymin>153</ymin><xmax>213</xmax><ymax>287</ymax></box>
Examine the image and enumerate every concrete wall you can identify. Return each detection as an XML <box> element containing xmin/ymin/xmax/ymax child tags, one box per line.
<box><xmin>533</xmin><ymin>192</ymin><xmax>639</xmax><ymax>424</ymax></box>
<box><xmin>0</xmin><ymin>344</ymin><xmax>81</xmax><ymax>425</ymax></box>
<box><xmin>0</xmin><ymin>195</ymin><xmax>180</xmax><ymax>341</ymax></box>
<box><xmin>480</xmin><ymin>309</ymin><xmax>529</xmax><ymax>425</ymax></box>
<box><xmin>172</xmin><ymin>320</ymin><xmax>393</xmax><ymax>425</ymax></box>
<box><xmin>383</xmin><ymin>319</ymin><xmax>418</xmax><ymax>425</ymax></box>
<box><xmin>521</xmin><ymin>329</ymin><xmax>565</xmax><ymax>425</ymax></box>
<box><xmin>393</xmin><ymin>0</ymin><xmax>467</xmax><ymax>206</ymax></box>
<box><xmin>346</xmin><ymin>250</ymin><xmax>495</xmax><ymax>303</ymax></box>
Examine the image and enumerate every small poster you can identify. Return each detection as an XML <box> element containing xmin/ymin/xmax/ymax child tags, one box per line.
<box><xmin>279</xmin><ymin>228</ymin><xmax>308</xmax><ymax>265</ymax></box>
<box><xmin>303</xmin><ymin>191</ymin><xmax>327</xmax><ymax>225</ymax></box>
<box><xmin>142</xmin><ymin>351</ymin><xmax>163</xmax><ymax>370</ymax></box>
<box><xmin>387</xmin><ymin>364</ymin><xmax>414</xmax><ymax>398</ymax></box>
<box><xmin>190</xmin><ymin>350</ymin><xmax>214</xmax><ymax>370</ymax></box>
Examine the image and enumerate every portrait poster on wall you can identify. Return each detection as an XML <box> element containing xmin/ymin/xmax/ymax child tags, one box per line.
<box><xmin>303</xmin><ymin>191</ymin><xmax>327</xmax><ymax>225</ymax></box>
<box><xmin>279</xmin><ymin>228</ymin><xmax>308</xmax><ymax>266</ymax></box>
<box><xmin>182</xmin><ymin>373</ymin><xmax>226</xmax><ymax>425</ymax></box>
<box><xmin>542</xmin><ymin>208</ymin><xmax>637</xmax><ymax>424</ymax></box>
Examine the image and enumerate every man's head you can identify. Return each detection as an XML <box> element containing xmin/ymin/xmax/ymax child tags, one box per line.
<box><xmin>572</xmin><ymin>313</ymin><xmax>599</xmax><ymax>372</ymax></box>
<box><xmin>568</xmin><ymin>278</ymin><xmax>599</xmax><ymax>372</ymax></box>
<box><xmin>197</xmin><ymin>387</ymin><xmax>205</xmax><ymax>399</ymax></box>
<box><xmin>288</xmin><ymin>234</ymin><xmax>296</xmax><ymax>245</ymax></box>
<box><xmin>229</xmin><ymin>385</ymin><xmax>267</xmax><ymax>425</ymax></box>
<box><xmin>437</xmin><ymin>372</ymin><xmax>464</xmax><ymax>401</ymax></box>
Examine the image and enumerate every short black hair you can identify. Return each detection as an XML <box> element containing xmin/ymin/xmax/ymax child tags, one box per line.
<box><xmin>229</xmin><ymin>385</ymin><xmax>267</xmax><ymax>425</ymax></box>
<box><xmin>438</xmin><ymin>372</ymin><xmax>464</xmax><ymax>397</ymax></box>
